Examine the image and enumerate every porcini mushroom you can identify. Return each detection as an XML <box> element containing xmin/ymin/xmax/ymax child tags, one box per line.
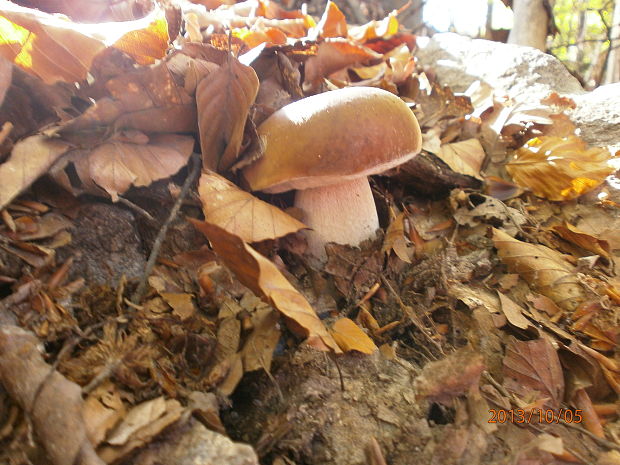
<box><xmin>242</xmin><ymin>86</ymin><xmax>422</xmax><ymax>260</ymax></box>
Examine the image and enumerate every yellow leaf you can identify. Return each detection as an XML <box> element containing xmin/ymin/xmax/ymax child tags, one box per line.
<box><xmin>506</xmin><ymin>136</ymin><xmax>614</xmax><ymax>201</ymax></box>
<box><xmin>552</xmin><ymin>222</ymin><xmax>611</xmax><ymax>260</ymax></box>
<box><xmin>198</xmin><ymin>171</ymin><xmax>307</xmax><ymax>243</ymax></box>
<box><xmin>330</xmin><ymin>318</ymin><xmax>377</xmax><ymax>354</ymax></box>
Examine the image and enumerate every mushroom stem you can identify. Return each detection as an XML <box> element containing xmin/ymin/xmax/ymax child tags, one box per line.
<box><xmin>295</xmin><ymin>177</ymin><xmax>379</xmax><ymax>260</ymax></box>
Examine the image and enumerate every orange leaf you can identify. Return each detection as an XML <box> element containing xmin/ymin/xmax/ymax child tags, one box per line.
<box><xmin>552</xmin><ymin>222</ymin><xmax>611</xmax><ymax>261</ymax></box>
<box><xmin>0</xmin><ymin>3</ymin><xmax>169</xmax><ymax>83</ymax></box>
<box><xmin>0</xmin><ymin>134</ymin><xmax>71</xmax><ymax>209</ymax></box>
<box><xmin>330</xmin><ymin>318</ymin><xmax>376</xmax><ymax>354</ymax></box>
<box><xmin>192</xmin><ymin>221</ymin><xmax>341</xmax><ymax>353</ymax></box>
<box><xmin>198</xmin><ymin>171</ymin><xmax>307</xmax><ymax>243</ymax></box>
<box><xmin>506</xmin><ymin>136</ymin><xmax>614</xmax><ymax>201</ymax></box>
<box><xmin>381</xmin><ymin>211</ymin><xmax>413</xmax><ymax>263</ymax></box>
<box><xmin>348</xmin><ymin>12</ymin><xmax>399</xmax><ymax>43</ymax></box>
<box><xmin>196</xmin><ymin>55</ymin><xmax>259</xmax><ymax>172</ymax></box>
<box><xmin>311</xmin><ymin>1</ymin><xmax>347</xmax><ymax>39</ymax></box>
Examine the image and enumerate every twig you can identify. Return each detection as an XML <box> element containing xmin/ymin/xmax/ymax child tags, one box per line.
<box><xmin>117</xmin><ymin>196</ymin><xmax>156</xmax><ymax>223</ymax></box>
<box><xmin>131</xmin><ymin>154</ymin><xmax>201</xmax><ymax>304</ymax></box>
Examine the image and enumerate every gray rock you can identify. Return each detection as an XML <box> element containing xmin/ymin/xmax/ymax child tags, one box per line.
<box><xmin>132</xmin><ymin>419</ymin><xmax>258</xmax><ymax>465</ymax></box>
<box><xmin>415</xmin><ymin>33</ymin><xmax>620</xmax><ymax>149</ymax></box>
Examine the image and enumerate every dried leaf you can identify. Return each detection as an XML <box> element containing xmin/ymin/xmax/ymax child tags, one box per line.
<box><xmin>381</xmin><ymin>211</ymin><xmax>413</xmax><ymax>263</ymax></box>
<box><xmin>438</xmin><ymin>138</ymin><xmax>485</xmax><ymax>180</ymax></box>
<box><xmin>303</xmin><ymin>39</ymin><xmax>381</xmax><ymax>90</ymax></box>
<box><xmin>348</xmin><ymin>12</ymin><xmax>399</xmax><ymax>43</ymax></box>
<box><xmin>493</xmin><ymin>228</ymin><xmax>586</xmax><ymax>311</ymax></box>
<box><xmin>192</xmin><ymin>220</ymin><xmax>340</xmax><ymax>352</ymax></box>
<box><xmin>69</xmin><ymin>133</ymin><xmax>194</xmax><ymax>200</ymax></box>
<box><xmin>330</xmin><ymin>317</ymin><xmax>376</xmax><ymax>354</ymax></box>
<box><xmin>552</xmin><ymin>222</ymin><xmax>611</xmax><ymax>261</ymax></box>
<box><xmin>107</xmin><ymin>397</ymin><xmax>167</xmax><ymax>445</ymax></box>
<box><xmin>198</xmin><ymin>171</ymin><xmax>307</xmax><ymax>242</ymax></box>
<box><xmin>160</xmin><ymin>293</ymin><xmax>196</xmax><ymax>320</ymax></box>
<box><xmin>503</xmin><ymin>337</ymin><xmax>564</xmax><ymax>408</ymax></box>
<box><xmin>0</xmin><ymin>3</ymin><xmax>168</xmax><ymax>83</ymax></box>
<box><xmin>498</xmin><ymin>292</ymin><xmax>538</xmax><ymax>335</ymax></box>
<box><xmin>196</xmin><ymin>55</ymin><xmax>259</xmax><ymax>172</ymax></box>
<box><xmin>0</xmin><ymin>134</ymin><xmax>71</xmax><ymax>209</ymax></box>
<box><xmin>506</xmin><ymin>136</ymin><xmax>614</xmax><ymax>201</ymax></box>
<box><xmin>311</xmin><ymin>0</ymin><xmax>347</xmax><ymax>39</ymax></box>
<box><xmin>241</xmin><ymin>308</ymin><xmax>281</xmax><ymax>372</ymax></box>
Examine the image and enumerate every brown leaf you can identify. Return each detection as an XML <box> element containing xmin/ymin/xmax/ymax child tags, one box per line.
<box><xmin>192</xmin><ymin>221</ymin><xmax>340</xmax><ymax>352</ymax></box>
<box><xmin>438</xmin><ymin>139</ymin><xmax>485</xmax><ymax>180</ymax></box>
<box><xmin>65</xmin><ymin>133</ymin><xmax>194</xmax><ymax>200</ymax></box>
<box><xmin>303</xmin><ymin>39</ymin><xmax>381</xmax><ymax>90</ymax></box>
<box><xmin>552</xmin><ymin>222</ymin><xmax>611</xmax><ymax>261</ymax></box>
<box><xmin>196</xmin><ymin>55</ymin><xmax>259</xmax><ymax>172</ymax></box>
<box><xmin>0</xmin><ymin>4</ymin><xmax>168</xmax><ymax>84</ymax></box>
<box><xmin>506</xmin><ymin>136</ymin><xmax>614</xmax><ymax>201</ymax></box>
<box><xmin>381</xmin><ymin>211</ymin><xmax>413</xmax><ymax>263</ymax></box>
<box><xmin>57</xmin><ymin>62</ymin><xmax>196</xmax><ymax>145</ymax></box>
<box><xmin>0</xmin><ymin>57</ymin><xmax>11</xmax><ymax>107</ymax></box>
<box><xmin>0</xmin><ymin>134</ymin><xmax>71</xmax><ymax>209</ymax></box>
<box><xmin>348</xmin><ymin>12</ymin><xmax>399</xmax><ymax>43</ymax></box>
<box><xmin>330</xmin><ymin>318</ymin><xmax>377</xmax><ymax>354</ymax></box>
<box><xmin>240</xmin><ymin>308</ymin><xmax>281</xmax><ymax>372</ymax></box>
<box><xmin>540</xmin><ymin>92</ymin><xmax>576</xmax><ymax>110</ymax></box>
<box><xmin>497</xmin><ymin>292</ymin><xmax>539</xmax><ymax>335</ymax></box>
<box><xmin>198</xmin><ymin>171</ymin><xmax>307</xmax><ymax>243</ymax></box>
<box><xmin>493</xmin><ymin>228</ymin><xmax>586</xmax><ymax>311</ymax></box>
<box><xmin>503</xmin><ymin>337</ymin><xmax>564</xmax><ymax>408</ymax></box>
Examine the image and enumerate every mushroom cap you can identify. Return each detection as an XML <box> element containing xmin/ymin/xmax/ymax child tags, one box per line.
<box><xmin>243</xmin><ymin>86</ymin><xmax>422</xmax><ymax>194</ymax></box>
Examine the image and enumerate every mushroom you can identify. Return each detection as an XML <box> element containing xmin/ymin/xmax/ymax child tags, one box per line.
<box><xmin>242</xmin><ymin>86</ymin><xmax>422</xmax><ymax>260</ymax></box>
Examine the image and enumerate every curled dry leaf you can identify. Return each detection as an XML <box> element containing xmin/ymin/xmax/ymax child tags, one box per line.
<box><xmin>330</xmin><ymin>317</ymin><xmax>377</xmax><ymax>354</ymax></box>
<box><xmin>198</xmin><ymin>171</ymin><xmax>307</xmax><ymax>243</ymax></box>
<box><xmin>552</xmin><ymin>222</ymin><xmax>611</xmax><ymax>261</ymax></box>
<box><xmin>60</xmin><ymin>133</ymin><xmax>194</xmax><ymax>200</ymax></box>
<box><xmin>310</xmin><ymin>0</ymin><xmax>347</xmax><ymax>39</ymax></box>
<box><xmin>503</xmin><ymin>337</ymin><xmax>564</xmax><ymax>409</ymax></box>
<box><xmin>196</xmin><ymin>55</ymin><xmax>259</xmax><ymax>172</ymax></box>
<box><xmin>192</xmin><ymin>220</ymin><xmax>341</xmax><ymax>353</ymax></box>
<box><xmin>506</xmin><ymin>136</ymin><xmax>614</xmax><ymax>201</ymax></box>
<box><xmin>381</xmin><ymin>211</ymin><xmax>413</xmax><ymax>263</ymax></box>
<box><xmin>493</xmin><ymin>228</ymin><xmax>586</xmax><ymax>311</ymax></box>
<box><xmin>0</xmin><ymin>134</ymin><xmax>71</xmax><ymax>210</ymax></box>
<box><xmin>0</xmin><ymin>2</ymin><xmax>169</xmax><ymax>84</ymax></box>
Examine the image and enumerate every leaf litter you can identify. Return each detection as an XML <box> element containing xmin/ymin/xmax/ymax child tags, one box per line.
<box><xmin>0</xmin><ymin>1</ymin><xmax>618</xmax><ymax>464</ymax></box>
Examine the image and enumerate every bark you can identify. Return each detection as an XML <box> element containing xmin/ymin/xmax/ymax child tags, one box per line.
<box><xmin>508</xmin><ymin>0</ymin><xmax>554</xmax><ymax>51</ymax></box>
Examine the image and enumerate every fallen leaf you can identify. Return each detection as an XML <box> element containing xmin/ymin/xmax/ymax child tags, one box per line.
<box><xmin>0</xmin><ymin>134</ymin><xmax>71</xmax><ymax>209</ymax></box>
<box><xmin>541</xmin><ymin>92</ymin><xmax>576</xmax><ymax>110</ymax></box>
<box><xmin>552</xmin><ymin>222</ymin><xmax>611</xmax><ymax>261</ymax></box>
<box><xmin>503</xmin><ymin>337</ymin><xmax>564</xmax><ymax>409</ymax></box>
<box><xmin>348</xmin><ymin>12</ymin><xmax>399</xmax><ymax>43</ymax></box>
<box><xmin>240</xmin><ymin>308</ymin><xmax>281</xmax><ymax>371</ymax></box>
<box><xmin>493</xmin><ymin>228</ymin><xmax>586</xmax><ymax>311</ymax></box>
<box><xmin>160</xmin><ymin>293</ymin><xmax>196</xmax><ymax>320</ymax></box>
<box><xmin>107</xmin><ymin>397</ymin><xmax>167</xmax><ymax>446</ymax></box>
<box><xmin>303</xmin><ymin>39</ymin><xmax>381</xmax><ymax>90</ymax></box>
<box><xmin>198</xmin><ymin>171</ymin><xmax>307</xmax><ymax>242</ymax></box>
<box><xmin>497</xmin><ymin>292</ymin><xmax>539</xmax><ymax>335</ymax></box>
<box><xmin>192</xmin><ymin>220</ymin><xmax>340</xmax><ymax>352</ymax></box>
<box><xmin>330</xmin><ymin>317</ymin><xmax>377</xmax><ymax>354</ymax></box>
<box><xmin>0</xmin><ymin>3</ymin><xmax>169</xmax><ymax>83</ymax></box>
<box><xmin>438</xmin><ymin>138</ymin><xmax>485</xmax><ymax>180</ymax></box>
<box><xmin>506</xmin><ymin>136</ymin><xmax>614</xmax><ymax>201</ymax></box>
<box><xmin>196</xmin><ymin>54</ymin><xmax>259</xmax><ymax>172</ymax></box>
<box><xmin>63</xmin><ymin>133</ymin><xmax>194</xmax><ymax>200</ymax></box>
<box><xmin>381</xmin><ymin>211</ymin><xmax>413</xmax><ymax>263</ymax></box>
<box><xmin>310</xmin><ymin>0</ymin><xmax>347</xmax><ymax>39</ymax></box>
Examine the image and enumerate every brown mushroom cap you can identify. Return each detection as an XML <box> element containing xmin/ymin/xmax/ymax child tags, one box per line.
<box><xmin>243</xmin><ymin>86</ymin><xmax>422</xmax><ymax>194</ymax></box>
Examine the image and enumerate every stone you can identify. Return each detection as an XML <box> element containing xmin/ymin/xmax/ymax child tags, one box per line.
<box><xmin>415</xmin><ymin>33</ymin><xmax>620</xmax><ymax>150</ymax></box>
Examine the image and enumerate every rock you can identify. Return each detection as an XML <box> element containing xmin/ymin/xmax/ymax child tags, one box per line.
<box><xmin>415</xmin><ymin>33</ymin><xmax>620</xmax><ymax>150</ymax></box>
<box><xmin>131</xmin><ymin>418</ymin><xmax>259</xmax><ymax>465</ymax></box>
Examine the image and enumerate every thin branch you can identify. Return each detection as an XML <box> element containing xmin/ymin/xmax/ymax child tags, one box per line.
<box><xmin>131</xmin><ymin>153</ymin><xmax>201</xmax><ymax>304</ymax></box>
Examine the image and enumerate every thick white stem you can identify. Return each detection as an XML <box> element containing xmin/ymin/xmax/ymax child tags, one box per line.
<box><xmin>294</xmin><ymin>177</ymin><xmax>380</xmax><ymax>260</ymax></box>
